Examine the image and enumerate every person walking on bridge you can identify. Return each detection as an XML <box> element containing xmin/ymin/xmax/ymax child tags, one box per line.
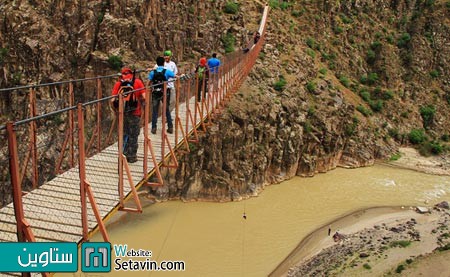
<box><xmin>195</xmin><ymin>57</ymin><xmax>209</xmax><ymax>102</ymax></box>
<box><xmin>207</xmin><ymin>53</ymin><xmax>221</xmax><ymax>93</ymax></box>
<box><xmin>163</xmin><ymin>50</ymin><xmax>178</xmax><ymax>105</ymax></box>
<box><xmin>207</xmin><ymin>53</ymin><xmax>221</xmax><ymax>74</ymax></box>
<box><xmin>147</xmin><ymin>56</ymin><xmax>176</xmax><ymax>135</ymax></box>
<box><xmin>110</xmin><ymin>67</ymin><xmax>146</xmax><ymax>163</ymax></box>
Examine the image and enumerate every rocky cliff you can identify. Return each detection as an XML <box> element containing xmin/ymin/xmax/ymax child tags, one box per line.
<box><xmin>155</xmin><ymin>0</ymin><xmax>450</xmax><ymax>201</ymax></box>
<box><xmin>0</xmin><ymin>0</ymin><xmax>449</xmax><ymax>203</ymax></box>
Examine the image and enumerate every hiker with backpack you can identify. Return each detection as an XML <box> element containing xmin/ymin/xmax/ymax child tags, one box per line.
<box><xmin>110</xmin><ymin>67</ymin><xmax>146</xmax><ymax>163</ymax></box>
<box><xmin>195</xmin><ymin>57</ymin><xmax>209</xmax><ymax>102</ymax></box>
<box><xmin>147</xmin><ymin>56</ymin><xmax>176</xmax><ymax>135</ymax></box>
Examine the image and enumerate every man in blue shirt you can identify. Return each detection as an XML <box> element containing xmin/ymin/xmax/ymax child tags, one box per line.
<box><xmin>147</xmin><ymin>56</ymin><xmax>176</xmax><ymax>134</ymax></box>
<box><xmin>207</xmin><ymin>53</ymin><xmax>221</xmax><ymax>74</ymax></box>
<box><xmin>207</xmin><ymin>53</ymin><xmax>221</xmax><ymax>94</ymax></box>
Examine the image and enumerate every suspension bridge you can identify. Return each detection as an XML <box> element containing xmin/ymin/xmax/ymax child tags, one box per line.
<box><xmin>0</xmin><ymin>5</ymin><xmax>269</xmax><ymax>260</ymax></box>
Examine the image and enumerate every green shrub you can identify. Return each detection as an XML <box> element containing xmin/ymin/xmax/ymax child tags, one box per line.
<box><xmin>441</xmin><ymin>134</ymin><xmax>450</xmax><ymax>142</ymax></box>
<box><xmin>221</xmin><ymin>32</ymin><xmax>235</xmax><ymax>53</ymax></box>
<box><xmin>340</xmin><ymin>14</ymin><xmax>353</xmax><ymax>24</ymax></box>
<box><xmin>430</xmin><ymin>142</ymin><xmax>444</xmax><ymax>154</ymax></box>
<box><xmin>359</xmin><ymin>89</ymin><xmax>371</xmax><ymax>102</ymax></box>
<box><xmin>419</xmin><ymin>105</ymin><xmax>436</xmax><ymax>128</ymax></box>
<box><xmin>107</xmin><ymin>55</ymin><xmax>123</xmax><ymax>71</ymax></box>
<box><xmin>339</xmin><ymin>75</ymin><xmax>350</xmax><ymax>87</ymax></box>
<box><xmin>291</xmin><ymin>10</ymin><xmax>303</xmax><ymax>17</ymax></box>
<box><xmin>367</xmin><ymin>49</ymin><xmax>376</xmax><ymax>64</ymax></box>
<box><xmin>306</xmin><ymin>48</ymin><xmax>316</xmax><ymax>58</ymax></box>
<box><xmin>386</xmin><ymin>34</ymin><xmax>395</xmax><ymax>44</ymax></box>
<box><xmin>370</xmin><ymin>41</ymin><xmax>382</xmax><ymax>50</ymax></box>
<box><xmin>406</xmin><ymin>258</ymin><xmax>413</xmax><ymax>264</ymax></box>
<box><xmin>268</xmin><ymin>0</ymin><xmax>280</xmax><ymax>9</ymax></box>
<box><xmin>383</xmin><ymin>90</ymin><xmax>395</xmax><ymax>100</ymax></box>
<box><xmin>334</xmin><ymin>25</ymin><xmax>344</xmax><ymax>34</ymax></box>
<box><xmin>370</xmin><ymin>99</ymin><xmax>383</xmax><ymax>112</ymax></box>
<box><xmin>363</xmin><ymin>263</ymin><xmax>371</xmax><ymax>270</ymax></box>
<box><xmin>420</xmin><ymin>141</ymin><xmax>444</xmax><ymax>156</ymax></box>
<box><xmin>306</xmin><ymin>81</ymin><xmax>317</xmax><ymax>93</ymax></box>
<box><xmin>408</xmin><ymin>129</ymin><xmax>426</xmax><ymax>144</ymax></box>
<box><xmin>306</xmin><ymin>37</ymin><xmax>317</xmax><ymax>49</ymax></box>
<box><xmin>360</xmin><ymin>72</ymin><xmax>379</xmax><ymax>85</ymax></box>
<box><xmin>319</xmin><ymin>68</ymin><xmax>327</xmax><ymax>75</ymax></box>
<box><xmin>430</xmin><ymin>70</ymin><xmax>440</xmax><ymax>78</ymax></box>
<box><xmin>280</xmin><ymin>1</ymin><xmax>291</xmax><ymax>10</ymax></box>
<box><xmin>397</xmin><ymin>33</ymin><xmax>411</xmax><ymax>48</ymax></box>
<box><xmin>273</xmin><ymin>76</ymin><xmax>287</xmax><ymax>91</ymax></box>
<box><xmin>357</xmin><ymin>105</ymin><xmax>372</xmax><ymax>117</ymax></box>
<box><xmin>425</xmin><ymin>0</ymin><xmax>436</xmax><ymax>6</ymax></box>
<box><xmin>303</xmin><ymin>121</ymin><xmax>312</xmax><ymax>133</ymax></box>
<box><xmin>396</xmin><ymin>264</ymin><xmax>405</xmax><ymax>273</ymax></box>
<box><xmin>391</xmin><ymin>240</ymin><xmax>411</xmax><ymax>248</ymax></box>
<box><xmin>0</xmin><ymin>47</ymin><xmax>8</xmax><ymax>64</ymax></box>
<box><xmin>224</xmin><ymin>2</ymin><xmax>239</xmax><ymax>14</ymax></box>
<box><xmin>344</xmin><ymin>117</ymin><xmax>359</xmax><ymax>136</ymax></box>
<box><xmin>390</xmin><ymin>153</ymin><xmax>401</xmax><ymax>161</ymax></box>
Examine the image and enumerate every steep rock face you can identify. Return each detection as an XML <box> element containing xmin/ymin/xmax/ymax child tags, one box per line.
<box><xmin>152</xmin><ymin>0</ymin><xmax>449</xmax><ymax>201</ymax></box>
<box><xmin>163</xmin><ymin>82</ymin><xmax>395</xmax><ymax>202</ymax></box>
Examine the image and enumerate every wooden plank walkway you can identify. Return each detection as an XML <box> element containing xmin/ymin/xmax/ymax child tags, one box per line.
<box><xmin>0</xmin><ymin>94</ymin><xmax>210</xmax><ymax>243</ymax></box>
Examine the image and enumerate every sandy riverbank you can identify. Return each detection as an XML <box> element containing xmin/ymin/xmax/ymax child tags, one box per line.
<box><xmin>385</xmin><ymin>147</ymin><xmax>450</xmax><ymax>176</ymax></box>
<box><xmin>271</xmin><ymin>204</ymin><xmax>450</xmax><ymax>276</ymax></box>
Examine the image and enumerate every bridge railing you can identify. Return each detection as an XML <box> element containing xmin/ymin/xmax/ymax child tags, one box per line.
<box><xmin>0</xmin><ymin>5</ymin><xmax>269</xmax><ymax>246</ymax></box>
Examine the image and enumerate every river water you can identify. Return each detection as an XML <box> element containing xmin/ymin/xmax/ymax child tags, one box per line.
<box><xmin>90</xmin><ymin>164</ymin><xmax>449</xmax><ymax>276</ymax></box>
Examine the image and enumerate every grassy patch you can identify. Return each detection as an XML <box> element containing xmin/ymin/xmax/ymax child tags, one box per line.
<box><xmin>390</xmin><ymin>153</ymin><xmax>401</xmax><ymax>161</ymax></box>
<box><xmin>390</xmin><ymin>240</ymin><xmax>411</xmax><ymax>248</ymax></box>
<box><xmin>107</xmin><ymin>55</ymin><xmax>123</xmax><ymax>71</ymax></box>
<box><xmin>273</xmin><ymin>76</ymin><xmax>287</xmax><ymax>92</ymax></box>
<box><xmin>408</xmin><ymin>129</ymin><xmax>426</xmax><ymax>145</ymax></box>
<box><xmin>306</xmin><ymin>81</ymin><xmax>317</xmax><ymax>93</ymax></box>
<box><xmin>224</xmin><ymin>2</ymin><xmax>239</xmax><ymax>14</ymax></box>
<box><xmin>419</xmin><ymin>105</ymin><xmax>436</xmax><ymax>129</ymax></box>
<box><xmin>221</xmin><ymin>32</ymin><xmax>236</xmax><ymax>53</ymax></box>
<box><xmin>357</xmin><ymin>105</ymin><xmax>372</xmax><ymax>117</ymax></box>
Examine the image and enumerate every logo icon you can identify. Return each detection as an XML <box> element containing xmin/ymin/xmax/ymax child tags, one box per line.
<box><xmin>81</xmin><ymin>242</ymin><xmax>111</xmax><ymax>272</ymax></box>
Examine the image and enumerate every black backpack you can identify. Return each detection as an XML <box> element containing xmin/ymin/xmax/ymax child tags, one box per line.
<box><xmin>114</xmin><ymin>72</ymin><xmax>138</xmax><ymax>113</ymax></box>
<box><xmin>151</xmin><ymin>69</ymin><xmax>167</xmax><ymax>99</ymax></box>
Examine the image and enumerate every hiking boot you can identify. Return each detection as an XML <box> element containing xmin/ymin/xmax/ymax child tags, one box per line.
<box><xmin>127</xmin><ymin>156</ymin><xmax>138</xmax><ymax>163</ymax></box>
<box><xmin>167</xmin><ymin>127</ymin><xmax>173</xmax><ymax>134</ymax></box>
<box><xmin>151</xmin><ymin>128</ymin><xmax>157</xmax><ymax>134</ymax></box>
